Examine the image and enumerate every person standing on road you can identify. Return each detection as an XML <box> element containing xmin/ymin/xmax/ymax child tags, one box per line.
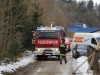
<box><xmin>59</xmin><ymin>39</ymin><xmax>68</xmax><ymax>64</ymax></box>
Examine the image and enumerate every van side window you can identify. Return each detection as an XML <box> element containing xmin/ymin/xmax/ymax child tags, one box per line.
<box><xmin>91</xmin><ymin>38</ymin><xmax>97</xmax><ymax>45</ymax></box>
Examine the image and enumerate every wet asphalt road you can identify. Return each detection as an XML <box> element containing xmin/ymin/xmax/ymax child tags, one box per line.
<box><xmin>15</xmin><ymin>52</ymin><xmax>76</xmax><ymax>75</ymax></box>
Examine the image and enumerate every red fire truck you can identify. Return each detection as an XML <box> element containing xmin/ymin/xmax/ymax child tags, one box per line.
<box><xmin>34</xmin><ymin>25</ymin><xmax>65</xmax><ymax>60</ymax></box>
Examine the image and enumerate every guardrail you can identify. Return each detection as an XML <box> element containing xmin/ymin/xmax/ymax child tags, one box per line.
<box><xmin>87</xmin><ymin>46</ymin><xmax>100</xmax><ymax>75</ymax></box>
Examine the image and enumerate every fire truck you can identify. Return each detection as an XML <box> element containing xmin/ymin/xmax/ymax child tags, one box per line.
<box><xmin>34</xmin><ymin>24</ymin><xmax>65</xmax><ymax>60</ymax></box>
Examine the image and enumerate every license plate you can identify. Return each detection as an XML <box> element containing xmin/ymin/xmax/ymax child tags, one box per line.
<box><xmin>45</xmin><ymin>48</ymin><xmax>51</xmax><ymax>50</ymax></box>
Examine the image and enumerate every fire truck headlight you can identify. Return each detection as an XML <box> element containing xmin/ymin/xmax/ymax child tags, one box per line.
<box><xmin>36</xmin><ymin>48</ymin><xmax>40</xmax><ymax>51</ymax></box>
<box><xmin>38</xmin><ymin>49</ymin><xmax>40</xmax><ymax>51</ymax></box>
<box><xmin>56</xmin><ymin>48</ymin><xmax>59</xmax><ymax>51</ymax></box>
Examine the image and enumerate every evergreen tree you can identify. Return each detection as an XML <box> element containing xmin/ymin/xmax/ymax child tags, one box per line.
<box><xmin>0</xmin><ymin>0</ymin><xmax>28</xmax><ymax>65</ymax></box>
<box><xmin>78</xmin><ymin>1</ymin><xmax>87</xmax><ymax>14</ymax></box>
<box><xmin>97</xmin><ymin>5</ymin><xmax>100</xmax><ymax>21</ymax></box>
<box><xmin>31</xmin><ymin>0</ymin><xmax>43</xmax><ymax>30</ymax></box>
<box><xmin>87</xmin><ymin>0</ymin><xmax>94</xmax><ymax>11</ymax></box>
<box><xmin>22</xmin><ymin>0</ymin><xmax>43</xmax><ymax>49</ymax></box>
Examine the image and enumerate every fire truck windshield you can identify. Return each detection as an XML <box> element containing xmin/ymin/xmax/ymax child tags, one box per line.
<box><xmin>37</xmin><ymin>30</ymin><xmax>59</xmax><ymax>39</ymax></box>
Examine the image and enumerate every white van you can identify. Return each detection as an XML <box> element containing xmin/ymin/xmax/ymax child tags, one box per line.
<box><xmin>71</xmin><ymin>32</ymin><xmax>100</xmax><ymax>50</ymax></box>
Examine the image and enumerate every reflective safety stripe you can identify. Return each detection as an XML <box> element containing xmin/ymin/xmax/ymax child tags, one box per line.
<box><xmin>60</xmin><ymin>44</ymin><xmax>65</xmax><ymax>47</ymax></box>
<box><xmin>60</xmin><ymin>54</ymin><xmax>66</xmax><ymax>56</ymax></box>
<box><xmin>65</xmin><ymin>49</ymin><xmax>67</xmax><ymax>50</ymax></box>
<box><xmin>32</xmin><ymin>39</ymin><xmax>35</xmax><ymax>44</ymax></box>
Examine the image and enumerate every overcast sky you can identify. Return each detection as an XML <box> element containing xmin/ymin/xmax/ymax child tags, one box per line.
<box><xmin>93</xmin><ymin>0</ymin><xmax>100</xmax><ymax>4</ymax></box>
<box><xmin>77</xmin><ymin>0</ymin><xmax>100</xmax><ymax>5</ymax></box>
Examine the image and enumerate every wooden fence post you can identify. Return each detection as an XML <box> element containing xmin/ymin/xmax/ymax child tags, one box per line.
<box><xmin>87</xmin><ymin>46</ymin><xmax>100</xmax><ymax>75</ymax></box>
<box><xmin>98</xmin><ymin>51</ymin><xmax>100</xmax><ymax>75</ymax></box>
<box><xmin>93</xmin><ymin>51</ymin><xmax>98</xmax><ymax>75</ymax></box>
<box><xmin>87</xmin><ymin>46</ymin><xmax>94</xmax><ymax>70</ymax></box>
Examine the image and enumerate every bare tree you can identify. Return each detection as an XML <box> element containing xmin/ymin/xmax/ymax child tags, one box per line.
<box><xmin>0</xmin><ymin>0</ymin><xmax>28</xmax><ymax>65</ymax></box>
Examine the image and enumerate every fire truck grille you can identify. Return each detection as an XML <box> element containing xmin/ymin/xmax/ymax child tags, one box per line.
<box><xmin>44</xmin><ymin>50</ymin><xmax>52</xmax><ymax>53</ymax></box>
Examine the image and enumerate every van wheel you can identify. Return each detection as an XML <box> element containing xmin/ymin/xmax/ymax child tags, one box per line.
<box><xmin>72</xmin><ymin>52</ymin><xmax>74</xmax><ymax>58</ymax></box>
<box><xmin>75</xmin><ymin>55</ymin><xmax>78</xmax><ymax>59</ymax></box>
<box><xmin>72</xmin><ymin>54</ymin><xmax>74</xmax><ymax>58</ymax></box>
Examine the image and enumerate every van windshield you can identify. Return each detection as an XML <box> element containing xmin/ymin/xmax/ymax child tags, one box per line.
<box><xmin>37</xmin><ymin>30</ymin><xmax>59</xmax><ymax>39</ymax></box>
<box><xmin>96</xmin><ymin>37</ymin><xmax>100</xmax><ymax>43</ymax></box>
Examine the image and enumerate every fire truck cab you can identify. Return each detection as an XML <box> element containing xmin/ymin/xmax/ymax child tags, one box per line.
<box><xmin>34</xmin><ymin>25</ymin><xmax>65</xmax><ymax>60</ymax></box>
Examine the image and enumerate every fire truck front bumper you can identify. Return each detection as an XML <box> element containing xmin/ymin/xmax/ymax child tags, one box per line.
<box><xmin>34</xmin><ymin>50</ymin><xmax>60</xmax><ymax>56</ymax></box>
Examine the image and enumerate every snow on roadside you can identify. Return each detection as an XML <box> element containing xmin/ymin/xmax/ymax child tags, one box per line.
<box><xmin>0</xmin><ymin>51</ymin><xmax>35</xmax><ymax>75</ymax></box>
<box><xmin>0</xmin><ymin>51</ymin><xmax>94</xmax><ymax>75</ymax></box>
<box><xmin>76</xmin><ymin>56</ymin><xmax>93</xmax><ymax>75</ymax></box>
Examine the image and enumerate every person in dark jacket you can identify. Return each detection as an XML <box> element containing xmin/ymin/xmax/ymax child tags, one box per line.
<box><xmin>59</xmin><ymin>39</ymin><xmax>68</xmax><ymax>64</ymax></box>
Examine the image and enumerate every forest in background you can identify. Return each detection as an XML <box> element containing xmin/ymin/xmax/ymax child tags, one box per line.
<box><xmin>0</xmin><ymin>0</ymin><xmax>100</xmax><ymax>65</ymax></box>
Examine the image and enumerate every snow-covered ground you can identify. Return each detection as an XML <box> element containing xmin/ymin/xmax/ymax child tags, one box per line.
<box><xmin>73</xmin><ymin>56</ymin><xmax>93</xmax><ymax>75</ymax></box>
<box><xmin>0</xmin><ymin>51</ymin><xmax>93</xmax><ymax>75</ymax></box>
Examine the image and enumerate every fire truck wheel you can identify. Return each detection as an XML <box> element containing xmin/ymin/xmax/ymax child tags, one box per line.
<box><xmin>37</xmin><ymin>55</ymin><xmax>41</xmax><ymax>60</ymax></box>
<box><xmin>58</xmin><ymin>55</ymin><xmax>60</xmax><ymax>60</ymax></box>
<box><xmin>42</xmin><ymin>56</ymin><xmax>47</xmax><ymax>60</ymax></box>
<box><xmin>45</xmin><ymin>56</ymin><xmax>48</xmax><ymax>60</ymax></box>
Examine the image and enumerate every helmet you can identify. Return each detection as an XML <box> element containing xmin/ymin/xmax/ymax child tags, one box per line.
<box><xmin>62</xmin><ymin>39</ymin><xmax>65</xmax><ymax>43</ymax></box>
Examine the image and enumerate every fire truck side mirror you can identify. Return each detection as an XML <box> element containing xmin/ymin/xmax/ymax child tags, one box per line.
<box><xmin>32</xmin><ymin>31</ymin><xmax>36</xmax><ymax>37</ymax></box>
